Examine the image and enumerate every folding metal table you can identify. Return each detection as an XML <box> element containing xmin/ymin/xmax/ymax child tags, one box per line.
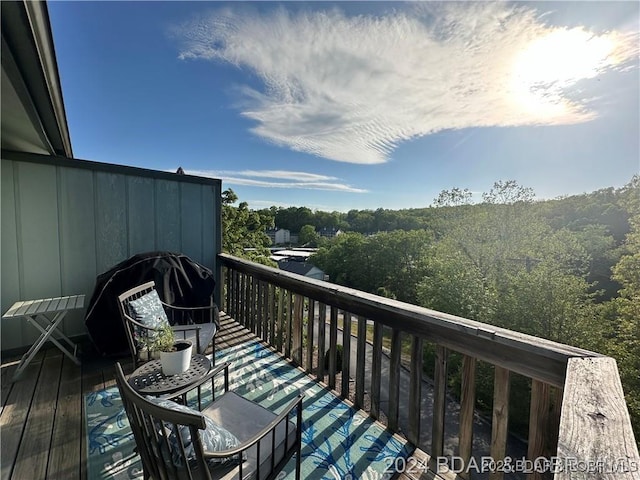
<box><xmin>3</xmin><ymin>294</ymin><xmax>85</xmax><ymax>381</ymax></box>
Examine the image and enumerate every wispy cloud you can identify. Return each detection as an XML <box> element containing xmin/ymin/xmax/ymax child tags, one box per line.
<box><xmin>185</xmin><ymin>169</ymin><xmax>367</xmax><ymax>193</ymax></box>
<box><xmin>173</xmin><ymin>2</ymin><xmax>638</xmax><ymax>164</ymax></box>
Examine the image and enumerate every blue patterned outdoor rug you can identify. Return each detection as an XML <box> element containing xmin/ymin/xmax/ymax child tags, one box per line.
<box><xmin>85</xmin><ymin>340</ymin><xmax>411</xmax><ymax>479</ymax></box>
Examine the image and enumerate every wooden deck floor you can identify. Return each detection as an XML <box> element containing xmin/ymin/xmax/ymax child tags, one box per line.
<box><xmin>0</xmin><ymin>314</ymin><xmax>442</xmax><ymax>480</ymax></box>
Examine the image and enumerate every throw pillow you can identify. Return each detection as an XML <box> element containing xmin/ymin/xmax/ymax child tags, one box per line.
<box><xmin>147</xmin><ymin>397</ymin><xmax>242</xmax><ymax>468</ymax></box>
<box><xmin>127</xmin><ymin>290</ymin><xmax>170</xmax><ymax>346</ymax></box>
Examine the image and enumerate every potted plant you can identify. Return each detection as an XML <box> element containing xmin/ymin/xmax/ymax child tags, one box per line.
<box><xmin>153</xmin><ymin>324</ymin><xmax>193</xmax><ymax>375</ymax></box>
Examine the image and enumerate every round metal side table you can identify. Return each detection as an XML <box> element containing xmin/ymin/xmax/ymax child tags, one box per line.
<box><xmin>128</xmin><ymin>354</ymin><xmax>211</xmax><ymax>395</ymax></box>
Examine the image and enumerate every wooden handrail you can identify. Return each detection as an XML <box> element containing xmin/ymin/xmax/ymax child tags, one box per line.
<box><xmin>219</xmin><ymin>253</ymin><xmax>596</xmax><ymax>387</ymax></box>
<box><xmin>219</xmin><ymin>253</ymin><xmax>639</xmax><ymax>479</ymax></box>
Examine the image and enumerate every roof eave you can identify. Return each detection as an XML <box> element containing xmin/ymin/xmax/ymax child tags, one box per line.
<box><xmin>1</xmin><ymin>0</ymin><xmax>73</xmax><ymax>158</ymax></box>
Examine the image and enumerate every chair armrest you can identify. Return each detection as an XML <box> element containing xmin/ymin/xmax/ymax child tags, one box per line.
<box><xmin>160</xmin><ymin>301</ymin><xmax>220</xmax><ymax>327</ymax></box>
<box><xmin>172</xmin><ymin>324</ymin><xmax>201</xmax><ymax>332</ymax></box>
<box><xmin>158</xmin><ymin>362</ymin><xmax>230</xmax><ymax>402</ymax></box>
<box><xmin>160</xmin><ymin>301</ymin><xmax>216</xmax><ymax>312</ymax></box>
<box><xmin>202</xmin><ymin>393</ymin><xmax>304</xmax><ymax>459</ymax></box>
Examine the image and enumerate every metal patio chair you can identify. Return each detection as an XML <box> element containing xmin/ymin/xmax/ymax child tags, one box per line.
<box><xmin>115</xmin><ymin>362</ymin><xmax>303</xmax><ymax>480</ymax></box>
<box><xmin>118</xmin><ymin>281</ymin><xmax>219</xmax><ymax>369</ymax></box>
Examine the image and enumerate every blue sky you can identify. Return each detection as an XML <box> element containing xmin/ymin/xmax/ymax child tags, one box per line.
<box><xmin>49</xmin><ymin>1</ymin><xmax>639</xmax><ymax>211</ymax></box>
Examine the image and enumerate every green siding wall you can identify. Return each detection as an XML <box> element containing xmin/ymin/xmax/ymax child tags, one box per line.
<box><xmin>1</xmin><ymin>153</ymin><xmax>221</xmax><ymax>352</ymax></box>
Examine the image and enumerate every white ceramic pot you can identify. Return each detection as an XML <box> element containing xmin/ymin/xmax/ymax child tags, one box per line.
<box><xmin>160</xmin><ymin>340</ymin><xmax>193</xmax><ymax>375</ymax></box>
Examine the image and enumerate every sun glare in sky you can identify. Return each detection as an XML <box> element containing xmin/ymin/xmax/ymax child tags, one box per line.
<box><xmin>510</xmin><ymin>28</ymin><xmax>631</xmax><ymax>121</ymax></box>
<box><xmin>48</xmin><ymin>1</ymin><xmax>640</xmax><ymax>210</ymax></box>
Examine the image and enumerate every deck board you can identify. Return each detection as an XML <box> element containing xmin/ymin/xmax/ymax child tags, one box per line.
<box><xmin>0</xmin><ymin>313</ymin><xmax>447</xmax><ymax>480</ymax></box>
<box><xmin>0</xmin><ymin>352</ymin><xmax>44</xmax><ymax>480</ymax></box>
<box><xmin>47</xmin><ymin>355</ymin><xmax>83</xmax><ymax>480</ymax></box>
<box><xmin>12</xmin><ymin>349</ymin><xmax>63</xmax><ymax>480</ymax></box>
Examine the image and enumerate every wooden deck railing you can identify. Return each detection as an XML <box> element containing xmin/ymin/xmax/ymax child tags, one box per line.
<box><xmin>219</xmin><ymin>253</ymin><xmax>639</xmax><ymax>479</ymax></box>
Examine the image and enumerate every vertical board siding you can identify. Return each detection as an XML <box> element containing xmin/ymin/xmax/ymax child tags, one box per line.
<box><xmin>16</xmin><ymin>162</ymin><xmax>62</xmax><ymax>345</ymax></box>
<box><xmin>95</xmin><ymin>172</ymin><xmax>128</xmax><ymax>273</ymax></box>
<box><xmin>1</xmin><ymin>160</ymin><xmax>22</xmax><ymax>349</ymax></box>
<box><xmin>1</xmin><ymin>154</ymin><xmax>221</xmax><ymax>351</ymax></box>
<box><xmin>58</xmin><ymin>168</ymin><xmax>97</xmax><ymax>337</ymax></box>
<box><xmin>127</xmin><ymin>176</ymin><xmax>156</xmax><ymax>254</ymax></box>
<box><xmin>16</xmin><ymin>162</ymin><xmax>62</xmax><ymax>300</ymax></box>
<box><xmin>201</xmin><ymin>185</ymin><xmax>216</xmax><ymax>270</ymax></box>
<box><xmin>155</xmin><ymin>179</ymin><xmax>180</xmax><ymax>252</ymax></box>
<box><xmin>180</xmin><ymin>183</ymin><xmax>203</xmax><ymax>262</ymax></box>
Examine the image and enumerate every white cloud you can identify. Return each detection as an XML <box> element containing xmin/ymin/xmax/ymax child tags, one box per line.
<box><xmin>174</xmin><ymin>2</ymin><xmax>639</xmax><ymax>164</ymax></box>
<box><xmin>186</xmin><ymin>169</ymin><xmax>367</xmax><ymax>193</ymax></box>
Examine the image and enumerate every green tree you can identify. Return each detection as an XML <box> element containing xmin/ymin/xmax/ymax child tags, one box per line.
<box><xmin>221</xmin><ymin>188</ymin><xmax>275</xmax><ymax>266</ymax></box>
<box><xmin>604</xmin><ymin>176</ymin><xmax>640</xmax><ymax>439</ymax></box>
<box><xmin>433</xmin><ymin>187</ymin><xmax>473</xmax><ymax>207</ymax></box>
<box><xmin>298</xmin><ymin>224</ymin><xmax>319</xmax><ymax>246</ymax></box>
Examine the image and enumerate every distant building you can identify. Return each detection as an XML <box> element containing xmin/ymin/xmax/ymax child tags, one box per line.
<box><xmin>277</xmin><ymin>261</ymin><xmax>325</xmax><ymax>280</ymax></box>
<box><xmin>266</xmin><ymin>228</ymin><xmax>291</xmax><ymax>245</ymax></box>
<box><xmin>318</xmin><ymin>227</ymin><xmax>342</xmax><ymax>239</ymax></box>
<box><xmin>270</xmin><ymin>249</ymin><xmax>314</xmax><ymax>261</ymax></box>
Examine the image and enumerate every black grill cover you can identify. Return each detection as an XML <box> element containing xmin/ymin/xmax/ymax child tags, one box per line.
<box><xmin>85</xmin><ymin>251</ymin><xmax>216</xmax><ymax>356</ymax></box>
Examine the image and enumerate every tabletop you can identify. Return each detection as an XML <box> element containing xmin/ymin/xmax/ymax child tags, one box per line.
<box><xmin>3</xmin><ymin>295</ymin><xmax>85</xmax><ymax>319</ymax></box>
<box><xmin>128</xmin><ymin>354</ymin><xmax>212</xmax><ymax>395</ymax></box>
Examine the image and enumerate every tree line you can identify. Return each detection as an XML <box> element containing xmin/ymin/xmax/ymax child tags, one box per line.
<box><xmin>222</xmin><ymin>176</ymin><xmax>639</xmax><ymax>441</ymax></box>
<box><xmin>310</xmin><ymin>177</ymin><xmax>639</xmax><ymax>440</ymax></box>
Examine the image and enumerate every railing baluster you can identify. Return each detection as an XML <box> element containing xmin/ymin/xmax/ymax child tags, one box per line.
<box><xmin>316</xmin><ymin>303</ymin><xmax>326</xmax><ymax>381</ymax></box>
<box><xmin>528</xmin><ymin>379</ymin><xmax>551</xmax><ymax>480</ymax></box>
<box><xmin>255</xmin><ymin>279</ymin><xmax>263</xmax><ymax>338</ymax></box>
<box><xmin>262</xmin><ymin>280</ymin><xmax>269</xmax><ymax>341</ymax></box>
<box><xmin>222</xmin><ymin>266</ymin><xmax>228</xmax><ymax>312</ymax></box>
<box><xmin>233</xmin><ymin>269</ymin><xmax>239</xmax><ymax>319</ymax></box>
<box><xmin>489</xmin><ymin>366</ymin><xmax>511</xmax><ymax>480</ymax></box>
<box><xmin>388</xmin><ymin>328</ymin><xmax>402</xmax><ymax>432</ymax></box>
<box><xmin>328</xmin><ymin>306</ymin><xmax>338</xmax><ymax>390</ymax></box>
<box><xmin>276</xmin><ymin>287</ymin><xmax>285</xmax><ymax>352</ymax></box>
<box><xmin>306</xmin><ymin>299</ymin><xmax>315</xmax><ymax>374</ymax></box>
<box><xmin>370</xmin><ymin>322</ymin><xmax>383</xmax><ymax>421</ymax></box>
<box><xmin>458</xmin><ymin>355</ymin><xmax>476</xmax><ymax>480</ymax></box>
<box><xmin>355</xmin><ymin>316</ymin><xmax>367</xmax><ymax>410</ymax></box>
<box><xmin>268</xmin><ymin>283</ymin><xmax>276</xmax><ymax>346</ymax></box>
<box><xmin>253</xmin><ymin>276</ymin><xmax>258</xmax><ymax>333</ymax></box>
<box><xmin>341</xmin><ymin>312</ymin><xmax>352</xmax><ymax>399</ymax></box>
<box><xmin>549</xmin><ymin>387</ymin><xmax>563</xmax><ymax>457</ymax></box>
<box><xmin>431</xmin><ymin>345</ymin><xmax>448</xmax><ymax>462</ymax></box>
<box><xmin>240</xmin><ymin>273</ymin><xmax>247</xmax><ymax>325</ymax></box>
<box><xmin>247</xmin><ymin>274</ymin><xmax>253</xmax><ymax>328</ymax></box>
<box><xmin>408</xmin><ymin>335</ymin><xmax>423</xmax><ymax>446</ymax></box>
<box><xmin>292</xmin><ymin>294</ymin><xmax>303</xmax><ymax>366</ymax></box>
<box><xmin>250</xmin><ymin>275</ymin><xmax>257</xmax><ymax>333</ymax></box>
<box><xmin>285</xmin><ymin>290</ymin><xmax>293</xmax><ymax>358</ymax></box>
